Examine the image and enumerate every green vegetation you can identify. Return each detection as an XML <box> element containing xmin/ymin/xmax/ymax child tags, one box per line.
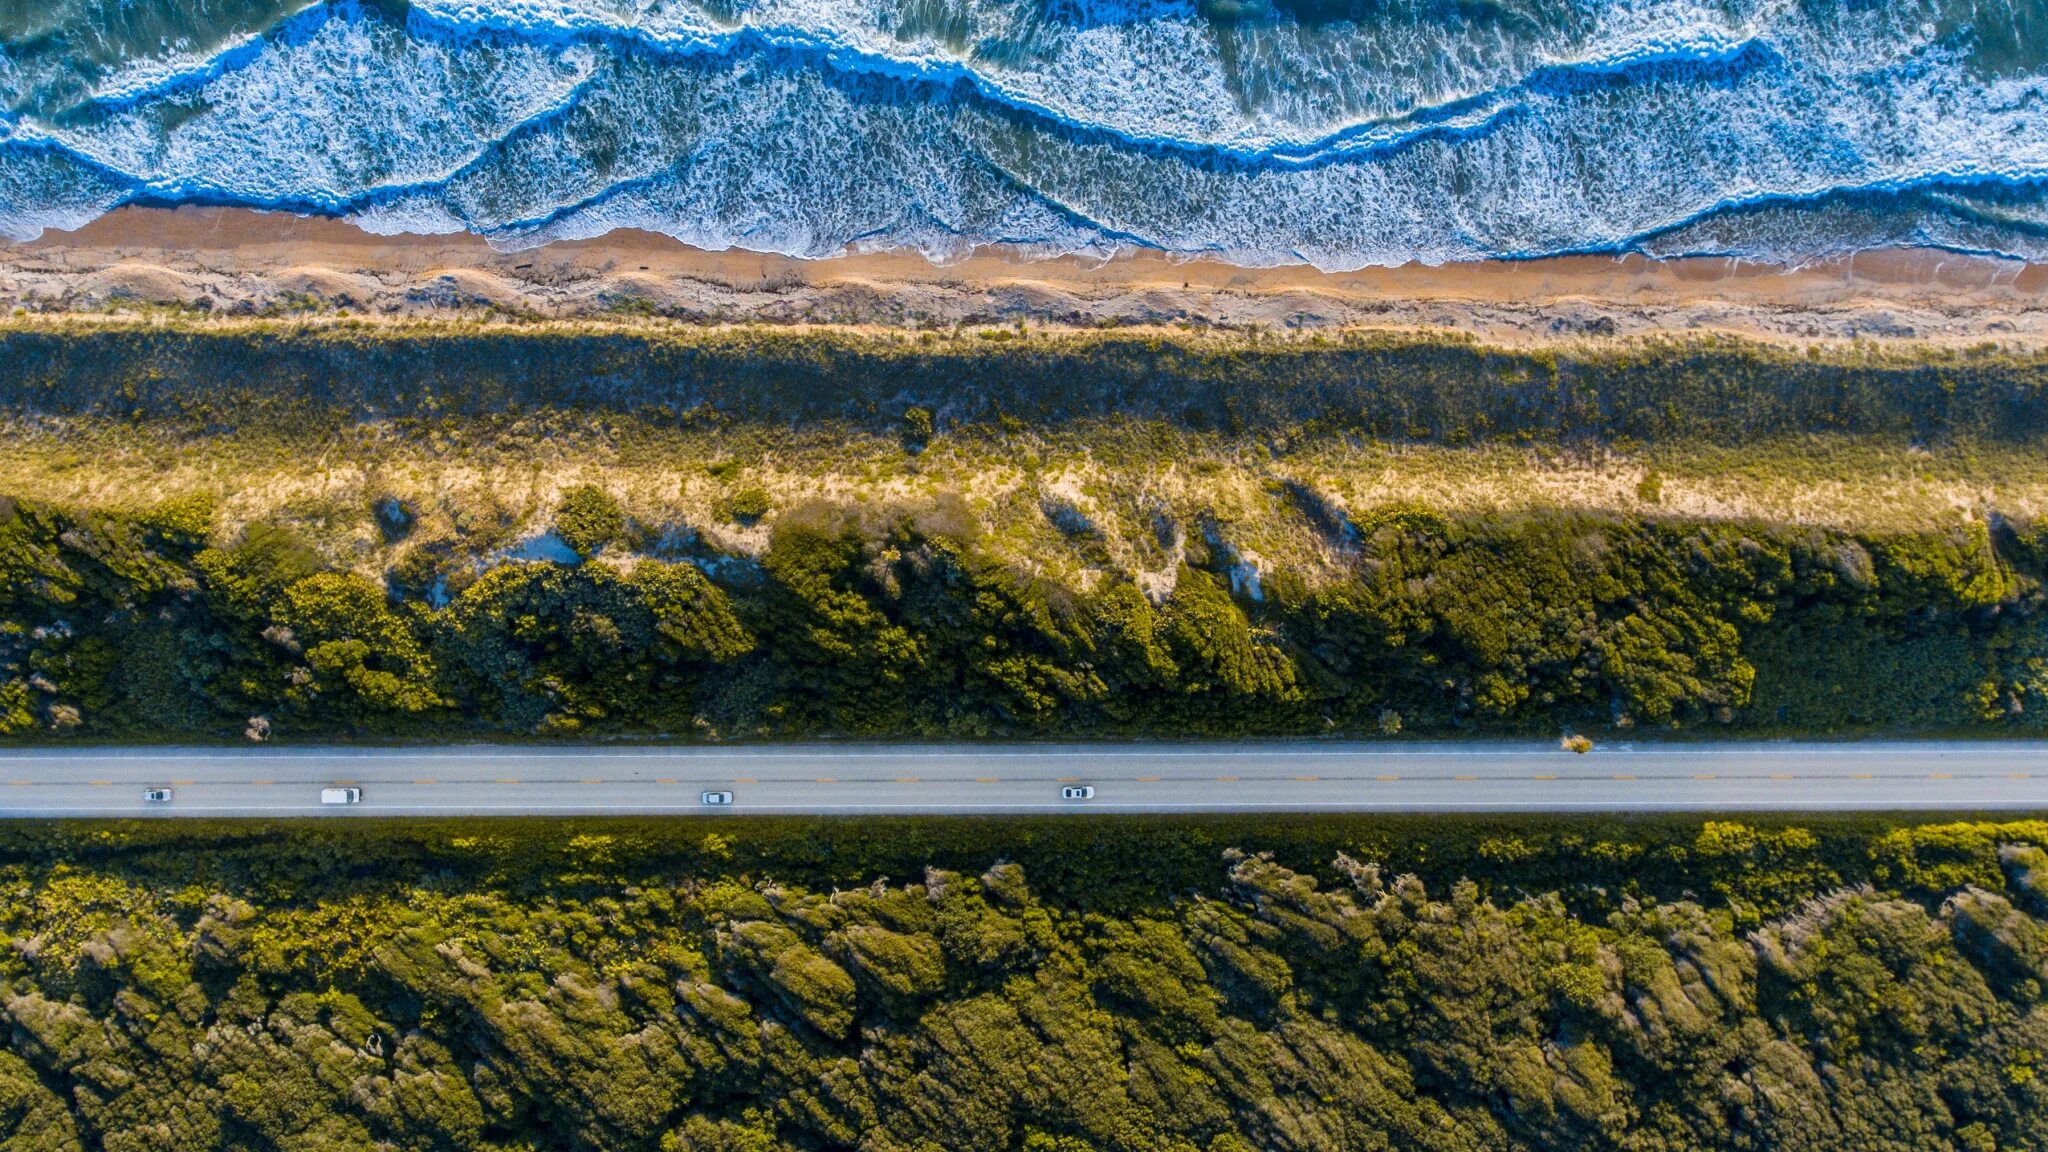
<box><xmin>0</xmin><ymin>814</ymin><xmax>2046</xmax><ymax>1151</ymax></box>
<box><xmin>555</xmin><ymin>486</ymin><xmax>627</xmax><ymax>560</ymax></box>
<box><xmin>722</xmin><ymin>486</ymin><xmax>772</xmax><ymax>525</ymax></box>
<box><xmin>2</xmin><ymin>322</ymin><xmax>2045</xmax><ymax>446</ymax></box>
<box><xmin>8</xmin><ymin>323</ymin><xmax>2048</xmax><ymax>742</ymax></box>
<box><xmin>6</xmin><ymin>489</ymin><xmax>2048</xmax><ymax>740</ymax></box>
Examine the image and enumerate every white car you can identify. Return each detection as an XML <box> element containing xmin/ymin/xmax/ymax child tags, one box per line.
<box><xmin>701</xmin><ymin>791</ymin><xmax>734</xmax><ymax>806</ymax></box>
<box><xmin>142</xmin><ymin>788</ymin><xmax>172</xmax><ymax>804</ymax></box>
<box><xmin>1061</xmin><ymin>785</ymin><xmax>1095</xmax><ymax>800</ymax></box>
<box><xmin>320</xmin><ymin>787</ymin><xmax>361</xmax><ymax>805</ymax></box>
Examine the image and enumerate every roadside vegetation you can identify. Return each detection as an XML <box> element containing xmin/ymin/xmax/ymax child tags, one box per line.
<box><xmin>1</xmin><ymin>813</ymin><xmax>2046</xmax><ymax>1151</ymax></box>
<box><xmin>8</xmin><ymin>322</ymin><xmax>2048</xmax><ymax>742</ymax></box>
<box><xmin>9</xmin><ymin>486</ymin><xmax>2048</xmax><ymax>739</ymax></box>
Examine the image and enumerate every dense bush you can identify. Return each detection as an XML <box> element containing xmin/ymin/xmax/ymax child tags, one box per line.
<box><xmin>0</xmin><ymin>816</ymin><xmax>2046</xmax><ymax>1152</ymax></box>
<box><xmin>7</xmin><ymin>492</ymin><xmax>2048</xmax><ymax>740</ymax></box>
<box><xmin>554</xmin><ymin>486</ymin><xmax>627</xmax><ymax>560</ymax></box>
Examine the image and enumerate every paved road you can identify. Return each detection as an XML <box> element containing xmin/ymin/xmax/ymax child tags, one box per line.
<box><xmin>0</xmin><ymin>742</ymin><xmax>2046</xmax><ymax>816</ymax></box>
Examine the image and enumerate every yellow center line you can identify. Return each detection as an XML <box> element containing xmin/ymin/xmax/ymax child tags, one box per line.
<box><xmin>1136</xmin><ymin>775</ymin><xmax>1162</xmax><ymax>782</ymax></box>
<box><xmin>578</xmin><ymin>778</ymin><xmax>602</xmax><ymax>785</ymax></box>
<box><xmin>655</xmin><ymin>778</ymin><xmax>677</xmax><ymax>785</ymax></box>
<box><xmin>171</xmin><ymin>779</ymin><xmax>195</xmax><ymax>786</ymax></box>
<box><xmin>895</xmin><ymin>776</ymin><xmax>919</xmax><ymax>784</ymax></box>
<box><xmin>975</xmin><ymin>776</ymin><xmax>1000</xmax><ymax>783</ymax></box>
<box><xmin>413</xmin><ymin>779</ymin><xmax>436</xmax><ymax>785</ymax></box>
<box><xmin>1612</xmin><ymin>774</ymin><xmax>1636</xmax><ymax>781</ymax></box>
<box><xmin>816</xmin><ymin>777</ymin><xmax>839</xmax><ymax>784</ymax></box>
<box><xmin>1216</xmin><ymin>775</ymin><xmax>1240</xmax><ymax>782</ymax></box>
<box><xmin>333</xmin><ymin>779</ymin><xmax>357</xmax><ymax>786</ymax></box>
<box><xmin>495</xmin><ymin>778</ymin><xmax>520</xmax><ymax>785</ymax></box>
<box><xmin>1770</xmin><ymin>773</ymin><xmax>1794</xmax><ymax>780</ymax></box>
<box><xmin>1454</xmin><ymin>774</ymin><xmax>1478</xmax><ymax>781</ymax></box>
<box><xmin>1852</xmin><ymin>773</ymin><xmax>1873</xmax><ymax>780</ymax></box>
<box><xmin>6</xmin><ymin>780</ymin><xmax>28</xmax><ymax>787</ymax></box>
<box><xmin>1377</xmin><ymin>774</ymin><xmax>1401</xmax><ymax>782</ymax></box>
<box><xmin>250</xmin><ymin>779</ymin><xmax>274</xmax><ymax>786</ymax></box>
<box><xmin>2011</xmin><ymin>773</ymin><xmax>2031</xmax><ymax>780</ymax></box>
<box><xmin>1930</xmin><ymin>772</ymin><xmax>1953</xmax><ymax>780</ymax></box>
<box><xmin>735</xmin><ymin>777</ymin><xmax>758</xmax><ymax>784</ymax></box>
<box><xmin>1292</xmin><ymin>775</ymin><xmax>1321</xmax><ymax>782</ymax></box>
<box><xmin>1694</xmin><ymin>773</ymin><xmax>1717</xmax><ymax>780</ymax></box>
<box><xmin>1057</xmin><ymin>776</ymin><xmax>1081</xmax><ymax>784</ymax></box>
<box><xmin>1533</xmin><ymin>774</ymin><xmax>1557</xmax><ymax>781</ymax></box>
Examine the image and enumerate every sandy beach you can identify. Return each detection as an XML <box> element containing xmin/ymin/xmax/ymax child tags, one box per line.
<box><xmin>4</xmin><ymin>206</ymin><xmax>2046</xmax><ymax>346</ymax></box>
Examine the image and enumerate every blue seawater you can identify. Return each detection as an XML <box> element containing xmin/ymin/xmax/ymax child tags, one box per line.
<box><xmin>0</xmin><ymin>0</ymin><xmax>2044</xmax><ymax>268</ymax></box>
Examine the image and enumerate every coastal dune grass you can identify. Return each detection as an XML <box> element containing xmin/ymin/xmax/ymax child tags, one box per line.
<box><xmin>11</xmin><ymin>320</ymin><xmax>2048</xmax><ymax>743</ymax></box>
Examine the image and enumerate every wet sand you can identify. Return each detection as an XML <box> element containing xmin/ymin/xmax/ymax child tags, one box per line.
<box><xmin>4</xmin><ymin>206</ymin><xmax>2046</xmax><ymax>345</ymax></box>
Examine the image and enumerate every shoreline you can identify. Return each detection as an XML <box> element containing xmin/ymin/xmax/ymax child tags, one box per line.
<box><xmin>4</xmin><ymin>206</ymin><xmax>2047</xmax><ymax>346</ymax></box>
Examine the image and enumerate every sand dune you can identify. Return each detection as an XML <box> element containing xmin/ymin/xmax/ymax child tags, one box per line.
<box><xmin>3</xmin><ymin>206</ymin><xmax>2045</xmax><ymax>346</ymax></box>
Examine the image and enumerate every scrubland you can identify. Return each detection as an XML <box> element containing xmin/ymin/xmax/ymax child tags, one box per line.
<box><xmin>1</xmin><ymin>814</ymin><xmax>2047</xmax><ymax>1151</ymax></box>
<box><xmin>8</xmin><ymin>320</ymin><xmax>2048</xmax><ymax>740</ymax></box>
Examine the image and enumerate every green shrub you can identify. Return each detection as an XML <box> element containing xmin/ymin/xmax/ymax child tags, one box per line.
<box><xmin>555</xmin><ymin>485</ymin><xmax>626</xmax><ymax>559</ymax></box>
<box><xmin>8</xmin><ymin>493</ymin><xmax>2048</xmax><ymax>741</ymax></box>
<box><xmin>723</xmin><ymin>485</ymin><xmax>771</xmax><ymax>524</ymax></box>
<box><xmin>902</xmin><ymin>405</ymin><xmax>934</xmax><ymax>451</ymax></box>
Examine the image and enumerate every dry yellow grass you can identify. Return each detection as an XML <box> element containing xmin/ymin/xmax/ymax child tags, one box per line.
<box><xmin>6</xmin><ymin>415</ymin><xmax>2043</xmax><ymax>596</ymax></box>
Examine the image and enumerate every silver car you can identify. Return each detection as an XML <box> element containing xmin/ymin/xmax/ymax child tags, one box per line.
<box><xmin>701</xmin><ymin>791</ymin><xmax>734</xmax><ymax>806</ymax></box>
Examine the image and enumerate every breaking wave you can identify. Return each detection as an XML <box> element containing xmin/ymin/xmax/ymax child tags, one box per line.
<box><xmin>1</xmin><ymin>0</ymin><xmax>2044</xmax><ymax>267</ymax></box>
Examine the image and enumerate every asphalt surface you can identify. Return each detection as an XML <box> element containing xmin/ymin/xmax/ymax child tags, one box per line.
<box><xmin>0</xmin><ymin>742</ymin><xmax>2045</xmax><ymax>816</ymax></box>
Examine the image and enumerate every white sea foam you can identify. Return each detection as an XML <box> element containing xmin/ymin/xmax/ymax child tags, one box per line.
<box><xmin>0</xmin><ymin>0</ymin><xmax>2041</xmax><ymax>265</ymax></box>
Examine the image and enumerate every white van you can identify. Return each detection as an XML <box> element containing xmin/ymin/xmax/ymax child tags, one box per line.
<box><xmin>320</xmin><ymin>787</ymin><xmax>362</xmax><ymax>805</ymax></box>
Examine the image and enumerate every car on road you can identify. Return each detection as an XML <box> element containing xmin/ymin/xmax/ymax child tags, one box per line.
<box><xmin>701</xmin><ymin>791</ymin><xmax>733</xmax><ymax>805</ymax></box>
<box><xmin>320</xmin><ymin>787</ymin><xmax>362</xmax><ymax>805</ymax></box>
<box><xmin>1061</xmin><ymin>785</ymin><xmax>1095</xmax><ymax>800</ymax></box>
<box><xmin>142</xmin><ymin>788</ymin><xmax>172</xmax><ymax>803</ymax></box>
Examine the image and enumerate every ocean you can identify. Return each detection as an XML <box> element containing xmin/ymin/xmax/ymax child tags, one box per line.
<box><xmin>0</xmin><ymin>0</ymin><xmax>2043</xmax><ymax>268</ymax></box>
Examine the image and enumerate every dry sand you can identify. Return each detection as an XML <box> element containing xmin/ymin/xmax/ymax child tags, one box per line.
<box><xmin>4</xmin><ymin>205</ymin><xmax>2047</xmax><ymax>346</ymax></box>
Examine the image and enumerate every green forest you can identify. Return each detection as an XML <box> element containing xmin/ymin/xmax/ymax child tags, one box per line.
<box><xmin>6</xmin><ymin>487</ymin><xmax>2048</xmax><ymax>739</ymax></box>
<box><xmin>1</xmin><ymin>814</ymin><xmax>2046</xmax><ymax>1151</ymax></box>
